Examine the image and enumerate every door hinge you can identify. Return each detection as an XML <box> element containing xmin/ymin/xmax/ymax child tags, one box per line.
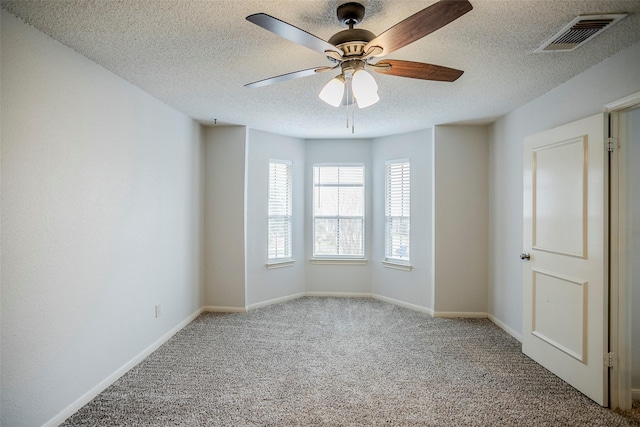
<box><xmin>606</xmin><ymin>137</ymin><xmax>617</xmax><ymax>152</ymax></box>
<box><xmin>604</xmin><ymin>352</ymin><xmax>616</xmax><ymax>367</ymax></box>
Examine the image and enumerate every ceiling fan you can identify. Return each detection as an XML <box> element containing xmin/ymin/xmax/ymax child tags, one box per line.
<box><xmin>245</xmin><ymin>0</ymin><xmax>473</xmax><ymax>109</ymax></box>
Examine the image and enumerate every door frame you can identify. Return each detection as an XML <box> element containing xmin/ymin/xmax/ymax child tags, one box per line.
<box><xmin>604</xmin><ymin>90</ymin><xmax>640</xmax><ymax>410</ymax></box>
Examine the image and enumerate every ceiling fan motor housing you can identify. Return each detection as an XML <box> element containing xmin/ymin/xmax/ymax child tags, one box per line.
<box><xmin>328</xmin><ymin>28</ymin><xmax>376</xmax><ymax>58</ymax></box>
<box><xmin>337</xmin><ymin>2</ymin><xmax>366</xmax><ymax>26</ymax></box>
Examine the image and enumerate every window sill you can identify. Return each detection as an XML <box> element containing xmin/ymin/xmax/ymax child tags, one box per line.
<box><xmin>310</xmin><ymin>258</ymin><xmax>368</xmax><ymax>266</ymax></box>
<box><xmin>382</xmin><ymin>260</ymin><xmax>412</xmax><ymax>271</ymax></box>
<box><xmin>266</xmin><ymin>259</ymin><xmax>295</xmax><ymax>269</ymax></box>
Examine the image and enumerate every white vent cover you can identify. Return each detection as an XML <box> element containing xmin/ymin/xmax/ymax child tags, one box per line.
<box><xmin>535</xmin><ymin>13</ymin><xmax>628</xmax><ymax>53</ymax></box>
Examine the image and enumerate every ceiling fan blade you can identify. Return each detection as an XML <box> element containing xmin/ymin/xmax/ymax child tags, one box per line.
<box><xmin>245</xmin><ymin>66</ymin><xmax>334</xmax><ymax>88</ymax></box>
<box><xmin>247</xmin><ymin>13</ymin><xmax>341</xmax><ymax>56</ymax></box>
<box><xmin>364</xmin><ymin>0</ymin><xmax>473</xmax><ymax>57</ymax></box>
<box><xmin>372</xmin><ymin>60</ymin><xmax>463</xmax><ymax>82</ymax></box>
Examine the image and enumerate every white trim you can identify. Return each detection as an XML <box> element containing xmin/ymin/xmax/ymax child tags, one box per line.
<box><xmin>604</xmin><ymin>91</ymin><xmax>640</xmax><ymax>112</ymax></box>
<box><xmin>488</xmin><ymin>314</ymin><xmax>523</xmax><ymax>342</ymax></box>
<box><xmin>372</xmin><ymin>294</ymin><xmax>433</xmax><ymax>315</ymax></box>
<box><xmin>42</xmin><ymin>307</ymin><xmax>204</xmax><ymax>427</ymax></box>
<box><xmin>381</xmin><ymin>260</ymin><xmax>412</xmax><ymax>271</ymax></box>
<box><xmin>304</xmin><ymin>292</ymin><xmax>372</xmax><ymax>298</ymax></box>
<box><xmin>433</xmin><ymin>311</ymin><xmax>488</xmax><ymax>318</ymax></box>
<box><xmin>310</xmin><ymin>258</ymin><xmax>368</xmax><ymax>265</ymax></box>
<box><xmin>247</xmin><ymin>293</ymin><xmax>305</xmax><ymax>310</ymax></box>
<box><xmin>269</xmin><ymin>158</ymin><xmax>292</xmax><ymax>165</ymax></box>
<box><xmin>385</xmin><ymin>158</ymin><xmax>411</xmax><ymax>165</ymax></box>
<box><xmin>266</xmin><ymin>259</ymin><xmax>295</xmax><ymax>269</ymax></box>
<box><xmin>202</xmin><ymin>305</ymin><xmax>246</xmax><ymax>313</ymax></box>
<box><xmin>605</xmin><ymin>92</ymin><xmax>640</xmax><ymax>410</ymax></box>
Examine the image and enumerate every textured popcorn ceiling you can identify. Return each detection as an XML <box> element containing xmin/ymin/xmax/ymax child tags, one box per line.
<box><xmin>2</xmin><ymin>0</ymin><xmax>640</xmax><ymax>138</ymax></box>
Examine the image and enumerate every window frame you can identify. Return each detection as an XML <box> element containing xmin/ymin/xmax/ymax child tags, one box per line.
<box><xmin>267</xmin><ymin>159</ymin><xmax>293</xmax><ymax>266</ymax></box>
<box><xmin>311</xmin><ymin>163</ymin><xmax>366</xmax><ymax>260</ymax></box>
<box><xmin>384</xmin><ymin>158</ymin><xmax>411</xmax><ymax>270</ymax></box>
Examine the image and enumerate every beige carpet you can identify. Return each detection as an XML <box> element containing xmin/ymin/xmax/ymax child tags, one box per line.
<box><xmin>63</xmin><ymin>297</ymin><xmax>639</xmax><ymax>426</ymax></box>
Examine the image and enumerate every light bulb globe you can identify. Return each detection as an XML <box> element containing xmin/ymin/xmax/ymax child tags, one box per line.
<box><xmin>352</xmin><ymin>69</ymin><xmax>379</xmax><ymax>108</ymax></box>
<box><xmin>319</xmin><ymin>76</ymin><xmax>345</xmax><ymax>107</ymax></box>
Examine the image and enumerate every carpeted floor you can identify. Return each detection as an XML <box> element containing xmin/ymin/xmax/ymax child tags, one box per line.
<box><xmin>63</xmin><ymin>297</ymin><xmax>639</xmax><ymax>426</ymax></box>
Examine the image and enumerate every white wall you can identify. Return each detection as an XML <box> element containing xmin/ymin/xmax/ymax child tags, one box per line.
<box><xmin>371</xmin><ymin>129</ymin><xmax>433</xmax><ymax>309</ymax></box>
<box><xmin>488</xmin><ymin>41</ymin><xmax>640</xmax><ymax>336</ymax></box>
<box><xmin>203</xmin><ymin>126</ymin><xmax>248</xmax><ymax>309</ymax></box>
<box><xmin>304</xmin><ymin>139</ymin><xmax>373</xmax><ymax>294</ymax></box>
<box><xmin>432</xmin><ymin>125</ymin><xmax>489</xmax><ymax>314</ymax></box>
<box><xmin>246</xmin><ymin>129</ymin><xmax>306</xmax><ymax>307</ymax></box>
<box><xmin>1</xmin><ymin>11</ymin><xmax>203</xmax><ymax>427</ymax></box>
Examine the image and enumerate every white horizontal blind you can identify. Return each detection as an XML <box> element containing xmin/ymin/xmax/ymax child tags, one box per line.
<box><xmin>268</xmin><ymin>160</ymin><xmax>292</xmax><ymax>260</ymax></box>
<box><xmin>313</xmin><ymin>165</ymin><xmax>364</xmax><ymax>257</ymax></box>
<box><xmin>385</xmin><ymin>160</ymin><xmax>410</xmax><ymax>262</ymax></box>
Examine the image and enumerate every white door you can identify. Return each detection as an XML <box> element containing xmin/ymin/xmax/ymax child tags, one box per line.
<box><xmin>522</xmin><ymin>113</ymin><xmax>608</xmax><ymax>406</ymax></box>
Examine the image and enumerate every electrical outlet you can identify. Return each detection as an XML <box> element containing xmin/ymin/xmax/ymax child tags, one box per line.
<box><xmin>155</xmin><ymin>304</ymin><xmax>161</xmax><ymax>318</ymax></box>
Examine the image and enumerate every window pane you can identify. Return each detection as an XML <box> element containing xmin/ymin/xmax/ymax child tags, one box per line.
<box><xmin>313</xmin><ymin>186</ymin><xmax>363</xmax><ymax>216</ymax></box>
<box><xmin>386</xmin><ymin>217</ymin><xmax>410</xmax><ymax>260</ymax></box>
<box><xmin>339</xmin><ymin>187</ymin><xmax>364</xmax><ymax>216</ymax></box>
<box><xmin>314</xmin><ymin>186</ymin><xmax>339</xmax><ymax>216</ymax></box>
<box><xmin>313</xmin><ymin>164</ymin><xmax>365</xmax><ymax>258</ymax></box>
<box><xmin>314</xmin><ymin>218</ymin><xmax>338</xmax><ymax>255</ymax></box>
<box><xmin>269</xmin><ymin>216</ymin><xmax>291</xmax><ymax>259</ymax></box>
<box><xmin>338</xmin><ymin>218</ymin><xmax>364</xmax><ymax>256</ymax></box>
<box><xmin>314</xmin><ymin>218</ymin><xmax>364</xmax><ymax>256</ymax></box>
<box><xmin>314</xmin><ymin>166</ymin><xmax>363</xmax><ymax>185</ymax></box>
<box><xmin>385</xmin><ymin>160</ymin><xmax>410</xmax><ymax>261</ymax></box>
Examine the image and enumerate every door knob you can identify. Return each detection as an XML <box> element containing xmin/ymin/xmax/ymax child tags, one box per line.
<box><xmin>520</xmin><ymin>252</ymin><xmax>531</xmax><ymax>261</ymax></box>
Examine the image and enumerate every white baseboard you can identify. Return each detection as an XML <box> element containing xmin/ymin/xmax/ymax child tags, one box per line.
<box><xmin>488</xmin><ymin>314</ymin><xmax>523</xmax><ymax>342</ymax></box>
<box><xmin>45</xmin><ymin>296</ymin><xmax>525</xmax><ymax>426</ymax></box>
<box><xmin>433</xmin><ymin>311</ymin><xmax>488</xmax><ymax>318</ymax></box>
<box><xmin>372</xmin><ymin>294</ymin><xmax>433</xmax><ymax>315</ymax></box>
<box><xmin>42</xmin><ymin>307</ymin><xmax>204</xmax><ymax>427</ymax></box>
<box><xmin>202</xmin><ymin>305</ymin><xmax>246</xmax><ymax>313</ymax></box>
<box><xmin>304</xmin><ymin>292</ymin><xmax>372</xmax><ymax>298</ymax></box>
<box><xmin>633</xmin><ymin>388</ymin><xmax>640</xmax><ymax>400</ymax></box>
<box><xmin>247</xmin><ymin>293</ymin><xmax>305</xmax><ymax>311</ymax></box>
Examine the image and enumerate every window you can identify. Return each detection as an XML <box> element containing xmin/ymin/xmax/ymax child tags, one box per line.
<box><xmin>385</xmin><ymin>159</ymin><xmax>410</xmax><ymax>263</ymax></box>
<box><xmin>313</xmin><ymin>164</ymin><xmax>365</xmax><ymax>258</ymax></box>
<box><xmin>268</xmin><ymin>160</ymin><xmax>292</xmax><ymax>260</ymax></box>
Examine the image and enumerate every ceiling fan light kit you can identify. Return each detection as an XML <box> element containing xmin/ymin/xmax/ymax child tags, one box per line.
<box><xmin>246</xmin><ymin>0</ymin><xmax>473</xmax><ymax>129</ymax></box>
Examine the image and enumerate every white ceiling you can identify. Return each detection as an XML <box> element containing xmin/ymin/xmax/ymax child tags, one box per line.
<box><xmin>2</xmin><ymin>0</ymin><xmax>640</xmax><ymax>139</ymax></box>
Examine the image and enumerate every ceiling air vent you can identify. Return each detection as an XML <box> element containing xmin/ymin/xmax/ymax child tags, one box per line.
<box><xmin>535</xmin><ymin>13</ymin><xmax>627</xmax><ymax>53</ymax></box>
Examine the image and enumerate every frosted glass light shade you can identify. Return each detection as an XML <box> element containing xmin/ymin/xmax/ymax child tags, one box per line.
<box><xmin>319</xmin><ymin>76</ymin><xmax>345</xmax><ymax>107</ymax></box>
<box><xmin>355</xmin><ymin>90</ymin><xmax>380</xmax><ymax>108</ymax></box>
<box><xmin>352</xmin><ymin>69</ymin><xmax>379</xmax><ymax>108</ymax></box>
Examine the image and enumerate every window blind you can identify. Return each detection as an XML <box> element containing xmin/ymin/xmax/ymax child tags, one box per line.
<box><xmin>313</xmin><ymin>165</ymin><xmax>364</xmax><ymax>257</ymax></box>
<box><xmin>385</xmin><ymin>160</ymin><xmax>410</xmax><ymax>262</ymax></box>
<box><xmin>268</xmin><ymin>160</ymin><xmax>292</xmax><ymax>260</ymax></box>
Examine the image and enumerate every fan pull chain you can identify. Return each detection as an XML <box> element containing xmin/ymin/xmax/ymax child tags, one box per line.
<box><xmin>351</xmin><ymin>79</ymin><xmax>355</xmax><ymax>134</ymax></box>
<box><xmin>345</xmin><ymin>79</ymin><xmax>350</xmax><ymax>129</ymax></box>
<box><xmin>344</xmin><ymin>77</ymin><xmax>355</xmax><ymax>134</ymax></box>
<box><xmin>352</xmin><ymin>104</ymin><xmax>355</xmax><ymax>134</ymax></box>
